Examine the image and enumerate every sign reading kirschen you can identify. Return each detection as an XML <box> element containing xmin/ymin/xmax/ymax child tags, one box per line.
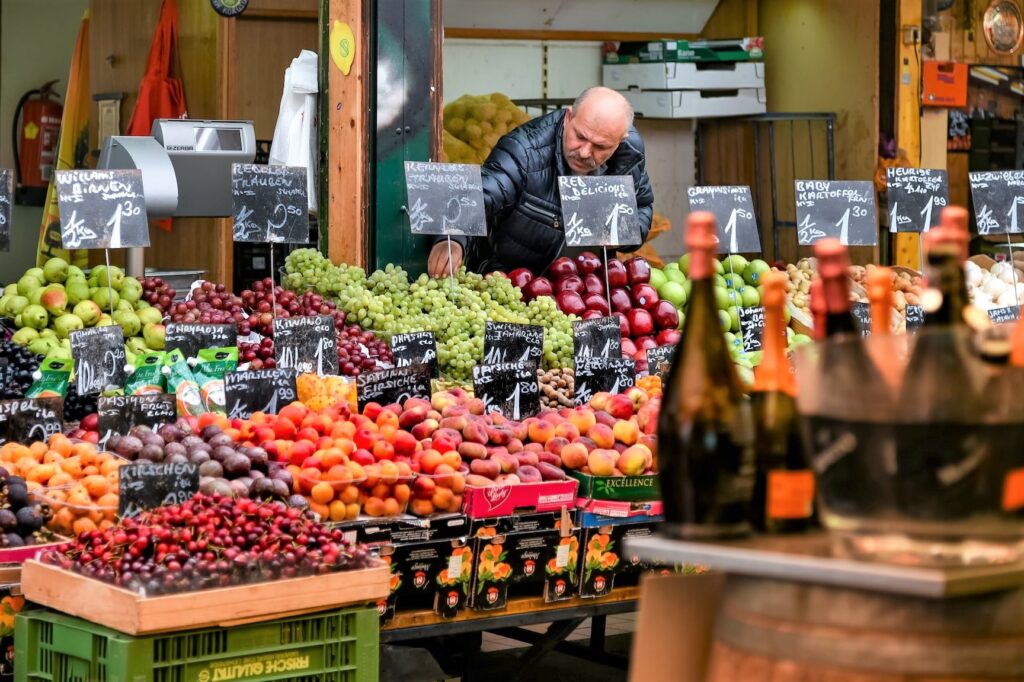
<box><xmin>886</xmin><ymin>167</ymin><xmax>948</xmax><ymax>233</ymax></box>
<box><xmin>55</xmin><ymin>169</ymin><xmax>150</xmax><ymax>249</ymax></box>
<box><xmin>403</xmin><ymin>162</ymin><xmax>487</xmax><ymax>237</ymax></box>
<box><xmin>686</xmin><ymin>185</ymin><xmax>761</xmax><ymax>253</ymax></box>
<box><xmin>557</xmin><ymin>175</ymin><xmax>641</xmax><ymax>247</ymax></box>
<box><xmin>231</xmin><ymin>164</ymin><xmax>309</xmax><ymax>243</ymax></box>
<box><xmin>969</xmin><ymin>170</ymin><xmax>1024</xmax><ymax>235</ymax></box>
<box><xmin>794</xmin><ymin>180</ymin><xmax>877</xmax><ymax>246</ymax></box>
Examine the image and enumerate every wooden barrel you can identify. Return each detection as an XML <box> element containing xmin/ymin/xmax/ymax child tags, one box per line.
<box><xmin>706</xmin><ymin>576</ymin><xmax>1024</xmax><ymax>681</ymax></box>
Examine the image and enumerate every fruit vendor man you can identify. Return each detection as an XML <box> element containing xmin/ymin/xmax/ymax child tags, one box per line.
<box><xmin>427</xmin><ymin>86</ymin><xmax>654</xmax><ymax>277</ymax></box>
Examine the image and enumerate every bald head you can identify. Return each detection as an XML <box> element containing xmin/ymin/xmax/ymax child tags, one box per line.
<box><xmin>563</xmin><ymin>87</ymin><xmax>634</xmax><ymax>175</ymax></box>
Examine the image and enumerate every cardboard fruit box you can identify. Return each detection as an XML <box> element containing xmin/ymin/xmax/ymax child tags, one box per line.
<box><xmin>20</xmin><ymin>559</ymin><xmax>389</xmax><ymax>635</ymax></box>
<box><xmin>461</xmin><ymin>480</ymin><xmax>577</xmax><ymax>518</ymax></box>
<box><xmin>569</xmin><ymin>470</ymin><xmax>660</xmax><ymax>502</ymax></box>
<box><xmin>577</xmin><ymin>513</ymin><xmax>664</xmax><ymax>599</ymax></box>
<box><xmin>374</xmin><ymin>536</ymin><xmax>472</xmax><ymax>624</ymax></box>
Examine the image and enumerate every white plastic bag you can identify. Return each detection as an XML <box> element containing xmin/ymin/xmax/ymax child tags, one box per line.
<box><xmin>269</xmin><ymin>49</ymin><xmax>319</xmax><ymax>213</ymax></box>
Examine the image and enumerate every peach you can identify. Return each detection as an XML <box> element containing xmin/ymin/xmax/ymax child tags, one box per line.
<box><xmin>462</xmin><ymin>419</ymin><xmax>489</xmax><ymax>445</ymax></box>
<box><xmin>540</xmin><ymin>410</ymin><xmax>566</xmax><ymax>426</ymax></box>
<box><xmin>573</xmin><ymin>436</ymin><xmax>597</xmax><ymax>453</ymax></box>
<box><xmin>594</xmin><ymin>411</ymin><xmax>617</xmax><ymax>428</ymax></box>
<box><xmin>560</xmin><ymin>442</ymin><xmax>589</xmax><ymax>470</ymax></box>
<box><xmin>492</xmin><ymin>452</ymin><xmax>520</xmax><ymax>474</ymax></box>
<box><xmin>420</xmin><ymin>449</ymin><xmax>443</xmax><ymax>474</ymax></box>
<box><xmin>587</xmin><ymin>449</ymin><xmax>617</xmax><ymax>476</ymax></box>
<box><xmin>441</xmin><ymin>404</ymin><xmax>468</xmax><ymax>419</ymax></box>
<box><xmin>537</xmin><ymin>462</ymin><xmax>567</xmax><ymax>481</ymax></box>
<box><xmin>625</xmin><ymin>386</ymin><xmax>649</xmax><ymax>409</ymax></box>
<box><xmin>537</xmin><ymin>451</ymin><xmax>562</xmax><ymax>467</ymax></box>
<box><xmin>470</xmin><ymin>458</ymin><xmax>500</xmax><ymax>479</ymax></box>
<box><xmin>588</xmin><ymin>423</ymin><xmax>616</xmax><ymax>449</ymax></box>
<box><xmin>567</xmin><ymin>408</ymin><xmax>597</xmax><ymax>434</ymax></box>
<box><xmin>589</xmin><ymin>392</ymin><xmax>613</xmax><ymax>412</ymax></box>
<box><xmin>393</xmin><ymin>430</ymin><xmax>418</xmax><ymax>457</ymax></box>
<box><xmin>431</xmin><ymin>392</ymin><xmax>458</xmax><ymax>412</ymax></box>
<box><xmin>411</xmin><ymin>499</ymin><xmax>436</xmax><ymax>516</ymax></box>
<box><xmin>495</xmin><ymin>473</ymin><xmax>521</xmax><ymax>485</ymax></box>
<box><xmin>517</xmin><ymin>465</ymin><xmax>542</xmax><ymax>483</ymax></box>
<box><xmin>458</xmin><ymin>442</ymin><xmax>488</xmax><ymax>460</ymax></box>
<box><xmin>544</xmin><ymin>437</ymin><xmax>569</xmax><ymax>456</ymax></box>
<box><xmin>607</xmin><ymin>394</ymin><xmax>636</xmax><ymax>420</ymax></box>
<box><xmin>612</xmin><ymin>419</ymin><xmax>640</xmax><ymax>446</ymax></box>
<box><xmin>440</xmin><ymin>415</ymin><xmax>469</xmax><ymax>432</ymax></box>
<box><xmin>527</xmin><ymin>419</ymin><xmax>555</xmax><ymax>444</ymax></box>
<box><xmin>516</xmin><ymin>452</ymin><xmax>540</xmax><ymax>468</ymax></box>
<box><xmin>487</xmin><ymin>425</ymin><xmax>514</xmax><ymax>446</ymax></box>
<box><xmin>639</xmin><ymin>434</ymin><xmax>658</xmax><ymax>462</ymax></box>
<box><xmin>465</xmin><ymin>474</ymin><xmax>496</xmax><ymax>487</ymax></box>
<box><xmin>618</xmin><ymin>444</ymin><xmax>650</xmax><ymax>476</ymax></box>
<box><xmin>398</xmin><ymin>405</ymin><xmax>429</xmax><ymax>430</ymax></box>
<box><xmin>412</xmin><ymin>475</ymin><xmax>436</xmax><ymax>499</ymax></box>
<box><xmin>467</xmin><ymin>397</ymin><xmax>486</xmax><ymax>415</ymax></box>
<box><xmin>410</xmin><ymin>418</ymin><xmax>439</xmax><ymax>440</ymax></box>
<box><xmin>508</xmin><ymin>421</ymin><xmax>529</xmax><ymax>442</ymax></box>
<box><xmin>524</xmin><ymin>443</ymin><xmax>544</xmax><ymax>454</ymax></box>
<box><xmin>404</xmin><ymin>397</ymin><xmax>432</xmax><ymax>412</ymax></box>
<box><xmin>432</xmin><ymin>428</ymin><xmax>463</xmax><ymax>453</ymax></box>
<box><xmin>553</xmin><ymin>422</ymin><xmax>580</xmax><ymax>442</ymax></box>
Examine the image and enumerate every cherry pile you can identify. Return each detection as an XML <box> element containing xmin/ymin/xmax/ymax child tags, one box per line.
<box><xmin>139</xmin><ymin>276</ymin><xmax>177</xmax><ymax>315</ymax></box>
<box><xmin>41</xmin><ymin>494</ymin><xmax>376</xmax><ymax>595</ymax></box>
<box><xmin>338</xmin><ymin>325</ymin><xmax>392</xmax><ymax>376</ymax></box>
<box><xmin>0</xmin><ymin>342</ymin><xmax>42</xmax><ymax>400</ymax></box>
<box><xmin>168</xmin><ymin>281</ymin><xmax>246</xmax><ymax>327</ymax></box>
<box><xmin>240</xmin><ymin>280</ymin><xmax>348</xmax><ymax>337</ymax></box>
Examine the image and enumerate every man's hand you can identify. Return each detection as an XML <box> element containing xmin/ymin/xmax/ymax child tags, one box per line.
<box><xmin>428</xmin><ymin>241</ymin><xmax>464</xmax><ymax>278</ymax></box>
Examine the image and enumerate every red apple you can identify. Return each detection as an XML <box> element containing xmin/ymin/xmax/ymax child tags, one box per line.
<box><xmin>625</xmin><ymin>257</ymin><xmax>651</xmax><ymax>285</ymax></box>
<box><xmin>627</xmin><ymin>308</ymin><xmax>655</xmax><ymax>336</ymax></box>
<box><xmin>583</xmin><ymin>273</ymin><xmax>605</xmax><ymax>296</ymax></box>
<box><xmin>631</xmin><ymin>283</ymin><xmax>659</xmax><ymax>310</ymax></box>
<box><xmin>582</xmin><ymin>309</ymin><xmax>604</xmax><ymax>320</ymax></box>
<box><xmin>605</xmin><ymin>259</ymin><xmax>628</xmax><ymax>288</ymax></box>
<box><xmin>651</xmin><ymin>299</ymin><xmax>680</xmax><ymax>330</ymax></box>
<box><xmin>635</xmin><ymin>335</ymin><xmax>658</xmax><ymax>351</ymax></box>
<box><xmin>583</xmin><ymin>293</ymin><xmax>610</xmax><ymax>316</ymax></box>
<box><xmin>621</xmin><ymin>337</ymin><xmax>638</xmax><ymax>357</ymax></box>
<box><xmin>556</xmin><ymin>291</ymin><xmax>587</xmax><ymax>316</ymax></box>
<box><xmin>613</xmin><ymin>311</ymin><xmax>630</xmax><ymax>336</ymax></box>
<box><xmin>575</xmin><ymin>251</ymin><xmax>602</xmax><ymax>274</ymax></box>
<box><xmin>609</xmin><ymin>287</ymin><xmax>633</xmax><ymax>314</ymax></box>
<box><xmin>555</xmin><ymin>274</ymin><xmax>585</xmax><ymax>295</ymax></box>
<box><xmin>656</xmin><ymin>328</ymin><xmax>682</xmax><ymax>345</ymax></box>
<box><xmin>549</xmin><ymin>256</ymin><xmax>578</xmax><ymax>278</ymax></box>
<box><xmin>509</xmin><ymin>268</ymin><xmax>534</xmax><ymax>289</ymax></box>
<box><xmin>523</xmin><ymin>276</ymin><xmax>553</xmax><ymax>301</ymax></box>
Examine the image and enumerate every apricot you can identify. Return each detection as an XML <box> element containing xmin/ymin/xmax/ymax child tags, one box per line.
<box><xmin>339</xmin><ymin>484</ymin><xmax>360</xmax><ymax>505</ymax></box>
<box><xmin>72</xmin><ymin>517</ymin><xmax>97</xmax><ymax>535</ymax></box>
<box><xmin>82</xmin><ymin>475</ymin><xmax>109</xmax><ymax>499</ymax></box>
<box><xmin>308</xmin><ymin>501</ymin><xmax>330</xmax><ymax>521</ymax></box>
<box><xmin>393</xmin><ymin>483</ymin><xmax>411</xmax><ymax>504</ymax></box>
<box><xmin>311</xmin><ymin>482</ymin><xmax>335</xmax><ymax>505</ymax></box>
<box><xmin>363</xmin><ymin>496</ymin><xmax>387</xmax><ymax>517</ymax></box>
<box><xmin>383</xmin><ymin>497</ymin><xmax>402</xmax><ymax>516</ymax></box>
<box><xmin>410</xmin><ymin>499</ymin><xmax>435</xmax><ymax>516</ymax></box>
<box><xmin>345</xmin><ymin>502</ymin><xmax>360</xmax><ymax>520</ymax></box>
<box><xmin>329</xmin><ymin>500</ymin><xmax>348</xmax><ymax>522</ymax></box>
<box><xmin>28</xmin><ymin>442</ymin><xmax>48</xmax><ymax>460</ymax></box>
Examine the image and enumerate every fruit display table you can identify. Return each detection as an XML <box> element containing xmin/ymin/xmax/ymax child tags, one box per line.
<box><xmin>383</xmin><ymin>587</ymin><xmax>638</xmax><ymax>680</ymax></box>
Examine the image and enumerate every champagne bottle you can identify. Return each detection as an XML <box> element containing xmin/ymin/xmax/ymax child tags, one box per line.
<box><xmin>868</xmin><ymin>267</ymin><xmax>894</xmax><ymax>336</ymax></box>
<box><xmin>896</xmin><ymin>207</ymin><xmax>983</xmax><ymax>520</ymax></box>
<box><xmin>657</xmin><ymin>212</ymin><xmax>755</xmax><ymax>539</ymax></box>
<box><xmin>750</xmin><ymin>270</ymin><xmax>815</xmax><ymax>533</ymax></box>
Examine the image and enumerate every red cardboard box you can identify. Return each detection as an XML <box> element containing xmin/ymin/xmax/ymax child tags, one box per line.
<box><xmin>462</xmin><ymin>480</ymin><xmax>578</xmax><ymax>518</ymax></box>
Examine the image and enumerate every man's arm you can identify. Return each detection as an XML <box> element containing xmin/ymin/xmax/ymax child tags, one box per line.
<box><xmin>619</xmin><ymin>137</ymin><xmax>654</xmax><ymax>254</ymax></box>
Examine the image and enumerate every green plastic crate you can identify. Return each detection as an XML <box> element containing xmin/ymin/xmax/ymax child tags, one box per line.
<box><xmin>15</xmin><ymin>606</ymin><xmax>378</xmax><ymax>682</ymax></box>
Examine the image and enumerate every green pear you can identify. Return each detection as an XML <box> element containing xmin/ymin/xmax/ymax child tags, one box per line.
<box><xmin>28</xmin><ymin>337</ymin><xmax>59</xmax><ymax>356</ymax></box>
<box><xmin>91</xmin><ymin>287</ymin><xmax>119</xmax><ymax>311</ymax></box>
<box><xmin>142</xmin><ymin>322</ymin><xmax>166</xmax><ymax>350</ymax></box>
<box><xmin>3</xmin><ymin>284</ymin><xmax>16</xmax><ymax>297</ymax></box>
<box><xmin>0</xmin><ymin>295</ymin><xmax>11</xmax><ymax>315</ymax></box>
<box><xmin>107</xmin><ymin>266</ymin><xmax>126</xmax><ymax>291</ymax></box>
<box><xmin>16</xmin><ymin>274</ymin><xmax>43</xmax><ymax>297</ymax></box>
<box><xmin>126</xmin><ymin>336</ymin><xmax>149</xmax><ymax>355</ymax></box>
<box><xmin>40</xmin><ymin>284</ymin><xmax>68</xmax><ymax>317</ymax></box>
<box><xmin>97</xmin><ymin>314</ymin><xmax>114</xmax><ymax>327</ymax></box>
<box><xmin>66</xmin><ymin>280</ymin><xmax>90</xmax><ymax>306</ymax></box>
<box><xmin>112</xmin><ymin>309</ymin><xmax>141</xmax><ymax>337</ymax></box>
<box><xmin>137</xmin><ymin>307</ymin><xmax>163</xmax><ymax>326</ymax></box>
<box><xmin>11</xmin><ymin>327</ymin><xmax>39</xmax><ymax>346</ymax></box>
<box><xmin>67</xmin><ymin>265</ymin><xmax>85</xmax><ymax>280</ymax></box>
<box><xmin>27</xmin><ymin>287</ymin><xmax>44</xmax><ymax>305</ymax></box>
<box><xmin>73</xmin><ymin>300</ymin><xmax>102</xmax><ymax>327</ymax></box>
<box><xmin>5</xmin><ymin>295</ymin><xmax>29</xmax><ymax>317</ymax></box>
<box><xmin>87</xmin><ymin>265</ymin><xmax>106</xmax><ymax>288</ymax></box>
<box><xmin>46</xmin><ymin>346</ymin><xmax>72</xmax><ymax>361</ymax></box>
<box><xmin>116</xmin><ymin>299</ymin><xmax>134</xmax><ymax>313</ymax></box>
<box><xmin>21</xmin><ymin>305</ymin><xmax>48</xmax><ymax>330</ymax></box>
<box><xmin>25</xmin><ymin>268</ymin><xmax>45</xmax><ymax>283</ymax></box>
<box><xmin>42</xmin><ymin>257</ymin><xmax>69</xmax><ymax>284</ymax></box>
<box><xmin>53</xmin><ymin>313</ymin><xmax>84</xmax><ymax>339</ymax></box>
<box><xmin>135</xmin><ymin>300</ymin><xmax>151</xmax><ymax>310</ymax></box>
<box><xmin>119</xmin><ymin>277</ymin><xmax>142</xmax><ymax>303</ymax></box>
<box><xmin>39</xmin><ymin>329</ymin><xmax>56</xmax><ymax>339</ymax></box>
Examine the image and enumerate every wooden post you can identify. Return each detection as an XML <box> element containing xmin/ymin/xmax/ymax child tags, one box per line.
<box><xmin>895</xmin><ymin>0</ymin><xmax>922</xmax><ymax>268</ymax></box>
<box><xmin>326</xmin><ymin>0</ymin><xmax>369</xmax><ymax>268</ymax></box>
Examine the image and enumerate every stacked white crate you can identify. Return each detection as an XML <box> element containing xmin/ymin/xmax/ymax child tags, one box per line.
<box><xmin>603</xmin><ymin>58</ymin><xmax>766</xmax><ymax>118</ymax></box>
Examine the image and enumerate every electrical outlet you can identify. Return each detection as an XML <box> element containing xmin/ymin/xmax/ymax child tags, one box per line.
<box><xmin>903</xmin><ymin>25</ymin><xmax>921</xmax><ymax>45</ymax></box>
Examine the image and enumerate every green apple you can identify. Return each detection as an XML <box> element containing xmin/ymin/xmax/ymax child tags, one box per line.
<box><xmin>649</xmin><ymin>267</ymin><xmax>667</xmax><ymax>291</ymax></box>
<box><xmin>717</xmin><ymin>309</ymin><xmax>732</xmax><ymax>331</ymax></box>
<box><xmin>713</xmin><ymin>258</ymin><xmax>725</xmax><ymax>276</ymax></box>
<box><xmin>677</xmin><ymin>253</ymin><xmax>690</xmax><ymax>276</ymax></box>
<box><xmin>713</xmin><ymin>273</ymin><xmax>728</xmax><ymax>289</ymax></box>
<box><xmin>664</xmin><ymin>262</ymin><xmax>680</xmax><ymax>271</ymax></box>
<box><xmin>665</xmin><ymin>268</ymin><xmax>687</xmax><ymax>286</ymax></box>
<box><xmin>723</xmin><ymin>273</ymin><xmax>744</xmax><ymax>290</ymax></box>
<box><xmin>740</xmin><ymin>286</ymin><xmax>760</xmax><ymax>307</ymax></box>
<box><xmin>724</xmin><ymin>254</ymin><xmax>749</xmax><ymax>275</ymax></box>
<box><xmin>727</xmin><ymin>305</ymin><xmax>740</xmax><ymax>332</ymax></box>
<box><xmin>743</xmin><ymin>259</ymin><xmax>771</xmax><ymax>287</ymax></box>
<box><xmin>713</xmin><ymin>286</ymin><xmax>731</xmax><ymax>310</ymax></box>
<box><xmin>724</xmin><ymin>289</ymin><xmax>743</xmax><ymax>308</ymax></box>
<box><xmin>659</xmin><ymin>281</ymin><xmax>687</xmax><ymax>308</ymax></box>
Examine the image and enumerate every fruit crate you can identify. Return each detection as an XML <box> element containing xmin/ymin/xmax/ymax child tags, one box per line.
<box><xmin>568</xmin><ymin>471</ymin><xmax>660</xmax><ymax>502</ymax></box>
<box><xmin>16</xmin><ymin>606</ymin><xmax>378</xmax><ymax>682</ymax></box>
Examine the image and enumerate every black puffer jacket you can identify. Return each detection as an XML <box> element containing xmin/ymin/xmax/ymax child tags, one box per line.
<box><xmin>440</xmin><ymin>109</ymin><xmax>654</xmax><ymax>274</ymax></box>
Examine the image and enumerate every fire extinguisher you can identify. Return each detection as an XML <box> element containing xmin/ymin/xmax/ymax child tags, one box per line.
<box><xmin>11</xmin><ymin>80</ymin><xmax>63</xmax><ymax>206</ymax></box>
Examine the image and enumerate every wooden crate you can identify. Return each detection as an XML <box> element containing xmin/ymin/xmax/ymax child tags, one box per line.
<box><xmin>20</xmin><ymin>559</ymin><xmax>389</xmax><ymax>635</ymax></box>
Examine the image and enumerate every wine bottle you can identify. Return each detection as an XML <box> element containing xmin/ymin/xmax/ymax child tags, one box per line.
<box><xmin>750</xmin><ymin>270</ymin><xmax>815</xmax><ymax>533</ymax></box>
<box><xmin>657</xmin><ymin>212</ymin><xmax>755</xmax><ymax>539</ymax></box>
<box><xmin>868</xmin><ymin>266</ymin><xmax>894</xmax><ymax>336</ymax></box>
<box><xmin>805</xmin><ymin>239</ymin><xmax>894</xmax><ymax>518</ymax></box>
<box><xmin>896</xmin><ymin>207</ymin><xmax>984</xmax><ymax>520</ymax></box>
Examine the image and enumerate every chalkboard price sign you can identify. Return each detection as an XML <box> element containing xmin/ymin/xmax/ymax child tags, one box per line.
<box><xmin>905</xmin><ymin>305</ymin><xmax>924</xmax><ymax>330</ymax></box>
<box><xmin>886</xmin><ymin>168</ymin><xmax>948</xmax><ymax>233</ymax></box>
<box><xmin>390</xmin><ymin>331</ymin><xmax>439</xmax><ymax>377</ymax></box>
<box><xmin>472</xmin><ymin>362</ymin><xmax>540</xmax><ymax>420</ymax></box>
<box><xmin>851</xmin><ymin>301</ymin><xmax>872</xmax><ymax>336</ymax></box>
<box><xmin>686</xmin><ymin>185</ymin><xmax>761</xmax><ymax>253</ymax></box>
<box><xmin>273</xmin><ymin>315</ymin><xmax>337</xmax><ymax>375</ymax></box>
<box><xmin>557</xmin><ymin>175</ymin><xmax>641</xmax><ymax>247</ymax></box>
<box><xmin>988</xmin><ymin>305</ymin><xmax>1021</xmax><ymax>324</ymax></box>
<box><xmin>0</xmin><ymin>398</ymin><xmax>63</xmax><ymax>444</ymax></box>
<box><xmin>573</xmin><ymin>358</ymin><xmax>635</xmax><ymax>406</ymax></box>
<box><xmin>165</xmin><ymin>323</ymin><xmax>237</xmax><ymax>358</ymax></box>
<box><xmin>55</xmin><ymin>169</ymin><xmax>150</xmax><ymax>249</ymax></box>
<box><xmin>224</xmin><ymin>368</ymin><xmax>298</xmax><ymax>419</ymax></box>
<box><xmin>483</xmin><ymin>322</ymin><xmax>544</xmax><ymax>367</ymax></box>
<box><xmin>968</xmin><ymin>171</ymin><xmax>1024</xmax><ymax>235</ymax></box>
<box><xmin>738</xmin><ymin>306</ymin><xmax>766</xmax><ymax>351</ymax></box>
<box><xmin>794</xmin><ymin>180</ymin><xmax>877</xmax><ymax>246</ymax></box>
<box><xmin>0</xmin><ymin>168</ymin><xmax>11</xmax><ymax>252</ymax></box>
<box><xmin>70</xmin><ymin>326</ymin><xmax>126</xmax><ymax>396</ymax></box>
<box><xmin>646</xmin><ymin>345</ymin><xmax>676</xmax><ymax>382</ymax></box>
<box><xmin>573</xmin><ymin>317</ymin><xmax>622</xmax><ymax>363</ymax></box>
<box><xmin>118</xmin><ymin>461</ymin><xmax>200</xmax><ymax>518</ymax></box>
<box><xmin>98</xmin><ymin>394</ymin><xmax>177</xmax><ymax>444</ymax></box>
<box><xmin>357</xmin><ymin>364</ymin><xmax>432</xmax><ymax>410</ymax></box>
<box><xmin>403</xmin><ymin>162</ymin><xmax>487</xmax><ymax>237</ymax></box>
<box><xmin>231</xmin><ymin>164</ymin><xmax>309</xmax><ymax>243</ymax></box>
